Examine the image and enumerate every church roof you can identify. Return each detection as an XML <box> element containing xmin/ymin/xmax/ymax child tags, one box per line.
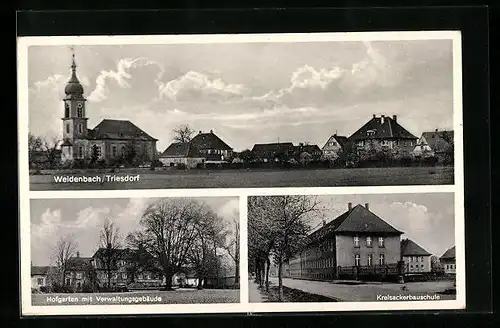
<box><xmin>308</xmin><ymin>204</ymin><xmax>403</xmax><ymax>242</ymax></box>
<box><xmin>160</xmin><ymin>142</ymin><xmax>202</xmax><ymax>158</ymax></box>
<box><xmin>88</xmin><ymin>119</ymin><xmax>158</xmax><ymax>141</ymax></box>
<box><xmin>64</xmin><ymin>53</ymin><xmax>85</xmax><ymax>100</ymax></box>
<box><xmin>348</xmin><ymin>115</ymin><xmax>417</xmax><ymax>141</ymax></box>
<box><xmin>190</xmin><ymin>131</ymin><xmax>232</xmax><ymax>151</ymax></box>
<box><xmin>401</xmin><ymin>238</ymin><xmax>432</xmax><ymax>256</ymax></box>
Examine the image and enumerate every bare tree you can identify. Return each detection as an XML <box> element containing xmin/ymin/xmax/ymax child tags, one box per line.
<box><xmin>173</xmin><ymin>125</ymin><xmax>195</xmax><ymax>143</ymax></box>
<box><xmin>222</xmin><ymin>215</ymin><xmax>240</xmax><ymax>285</ymax></box>
<box><xmin>28</xmin><ymin>133</ymin><xmax>61</xmax><ymax>168</ymax></box>
<box><xmin>52</xmin><ymin>235</ymin><xmax>78</xmax><ymax>286</ymax></box>
<box><xmin>98</xmin><ymin>219</ymin><xmax>122</xmax><ymax>289</ymax></box>
<box><xmin>127</xmin><ymin>198</ymin><xmax>203</xmax><ymax>290</ymax></box>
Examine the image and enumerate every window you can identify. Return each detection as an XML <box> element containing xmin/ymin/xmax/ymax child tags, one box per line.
<box><xmin>420</xmin><ymin>256</ymin><xmax>424</xmax><ymax>262</ymax></box>
<box><xmin>366</xmin><ymin>236</ymin><xmax>372</xmax><ymax>247</ymax></box>
<box><xmin>78</xmin><ymin>124</ymin><xmax>83</xmax><ymax>134</ymax></box>
<box><xmin>410</xmin><ymin>265</ymin><xmax>413</xmax><ymax>270</ymax></box>
<box><xmin>378</xmin><ymin>237</ymin><xmax>385</xmax><ymax>247</ymax></box>
<box><xmin>354</xmin><ymin>254</ymin><xmax>360</xmax><ymax>266</ymax></box>
<box><xmin>356</xmin><ymin>141</ymin><xmax>364</xmax><ymax>147</ymax></box>
<box><xmin>78</xmin><ymin>146</ymin><xmax>84</xmax><ymax>158</ymax></box>
<box><xmin>64</xmin><ymin>104</ymin><xmax>69</xmax><ymax>117</ymax></box>
<box><xmin>122</xmin><ymin>273</ymin><xmax>127</xmax><ymax>280</ymax></box>
<box><xmin>66</xmin><ymin>124</ymin><xmax>70</xmax><ymax>134</ymax></box>
<box><xmin>112</xmin><ymin>145</ymin><xmax>117</xmax><ymax>157</ymax></box>
<box><xmin>66</xmin><ymin>278</ymin><xmax>71</xmax><ymax>286</ymax></box>
<box><xmin>121</xmin><ymin>145</ymin><xmax>126</xmax><ymax>155</ymax></box>
<box><xmin>421</xmin><ymin>264</ymin><xmax>424</xmax><ymax>269</ymax></box>
<box><xmin>37</xmin><ymin>278</ymin><xmax>44</xmax><ymax>285</ymax></box>
<box><xmin>379</xmin><ymin>254</ymin><xmax>385</xmax><ymax>265</ymax></box>
<box><xmin>92</xmin><ymin>145</ymin><xmax>101</xmax><ymax>158</ymax></box>
<box><xmin>77</xmin><ymin>107</ymin><xmax>83</xmax><ymax>118</ymax></box>
<box><xmin>354</xmin><ymin>235</ymin><xmax>360</xmax><ymax>247</ymax></box>
<box><xmin>366</xmin><ymin>130</ymin><xmax>375</xmax><ymax>137</ymax></box>
<box><xmin>76</xmin><ymin>273</ymin><xmax>82</xmax><ymax>279</ymax></box>
<box><xmin>367</xmin><ymin>254</ymin><xmax>373</xmax><ymax>266</ymax></box>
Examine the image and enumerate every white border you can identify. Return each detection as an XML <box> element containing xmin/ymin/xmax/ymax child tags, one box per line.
<box><xmin>18</xmin><ymin>31</ymin><xmax>465</xmax><ymax>316</ymax></box>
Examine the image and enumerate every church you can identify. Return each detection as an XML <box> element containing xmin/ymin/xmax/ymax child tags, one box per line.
<box><xmin>60</xmin><ymin>52</ymin><xmax>158</xmax><ymax>166</ymax></box>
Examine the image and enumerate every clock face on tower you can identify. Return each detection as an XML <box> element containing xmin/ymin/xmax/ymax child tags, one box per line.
<box><xmin>77</xmin><ymin>102</ymin><xmax>83</xmax><ymax>109</ymax></box>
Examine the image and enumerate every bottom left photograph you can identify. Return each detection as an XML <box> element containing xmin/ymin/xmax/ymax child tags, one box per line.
<box><xmin>28</xmin><ymin>196</ymin><xmax>240</xmax><ymax>306</ymax></box>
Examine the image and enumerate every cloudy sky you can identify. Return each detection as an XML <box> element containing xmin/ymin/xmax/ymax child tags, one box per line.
<box><xmin>30</xmin><ymin>197</ymin><xmax>239</xmax><ymax>266</ymax></box>
<box><xmin>28</xmin><ymin>39</ymin><xmax>454</xmax><ymax>152</ymax></box>
<box><xmin>305</xmin><ymin>193</ymin><xmax>455</xmax><ymax>258</ymax></box>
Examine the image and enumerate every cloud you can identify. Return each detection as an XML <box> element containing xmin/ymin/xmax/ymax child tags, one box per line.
<box><xmin>158</xmin><ymin>71</ymin><xmax>248</xmax><ymax>102</ymax></box>
<box><xmin>87</xmin><ymin>57</ymin><xmax>164</xmax><ymax>102</ymax></box>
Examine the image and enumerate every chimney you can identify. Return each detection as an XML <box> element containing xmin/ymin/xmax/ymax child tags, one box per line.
<box><xmin>76</xmin><ymin>251</ymin><xmax>80</xmax><ymax>258</ymax></box>
<box><xmin>435</xmin><ymin>128</ymin><xmax>438</xmax><ymax>132</ymax></box>
<box><xmin>348</xmin><ymin>202</ymin><xmax>352</xmax><ymax>211</ymax></box>
<box><xmin>373</xmin><ymin>114</ymin><xmax>376</xmax><ymax>118</ymax></box>
<box><xmin>322</xmin><ymin>219</ymin><xmax>326</xmax><ymax>227</ymax></box>
<box><xmin>392</xmin><ymin>115</ymin><xmax>397</xmax><ymax>122</ymax></box>
<box><xmin>299</xmin><ymin>142</ymin><xmax>304</xmax><ymax>147</ymax></box>
<box><xmin>365</xmin><ymin>203</ymin><xmax>369</xmax><ymax>210</ymax></box>
<box><xmin>210</xmin><ymin>129</ymin><xmax>213</xmax><ymax>133</ymax></box>
<box><xmin>381</xmin><ymin>115</ymin><xmax>385</xmax><ymax>124</ymax></box>
<box><xmin>199</xmin><ymin>131</ymin><xmax>202</xmax><ymax>134</ymax></box>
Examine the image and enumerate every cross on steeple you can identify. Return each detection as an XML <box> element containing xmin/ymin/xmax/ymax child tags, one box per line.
<box><xmin>70</xmin><ymin>46</ymin><xmax>77</xmax><ymax>71</ymax></box>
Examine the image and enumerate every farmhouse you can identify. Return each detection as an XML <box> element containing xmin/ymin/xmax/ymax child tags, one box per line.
<box><xmin>412</xmin><ymin>129</ymin><xmax>454</xmax><ymax>162</ymax></box>
<box><xmin>59</xmin><ymin>52</ymin><xmax>158</xmax><ymax>165</ymax></box>
<box><xmin>293</xmin><ymin>144</ymin><xmax>323</xmax><ymax>164</ymax></box>
<box><xmin>440</xmin><ymin>246</ymin><xmax>456</xmax><ymax>275</ymax></box>
<box><xmin>190</xmin><ymin>130</ymin><xmax>233</xmax><ymax>163</ymax></box>
<box><xmin>251</xmin><ymin>142</ymin><xmax>295</xmax><ymax>163</ymax></box>
<box><xmin>31</xmin><ymin>266</ymin><xmax>53</xmax><ymax>291</ymax></box>
<box><xmin>287</xmin><ymin>203</ymin><xmax>404</xmax><ymax>281</ymax></box>
<box><xmin>348</xmin><ymin>114</ymin><xmax>418</xmax><ymax>157</ymax></box>
<box><xmin>400</xmin><ymin>238</ymin><xmax>432</xmax><ymax>273</ymax></box>
<box><xmin>322</xmin><ymin>134</ymin><xmax>348</xmax><ymax>160</ymax></box>
<box><xmin>159</xmin><ymin>142</ymin><xmax>205</xmax><ymax>168</ymax></box>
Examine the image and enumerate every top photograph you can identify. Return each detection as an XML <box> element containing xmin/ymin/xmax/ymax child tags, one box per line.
<box><xmin>18</xmin><ymin>32</ymin><xmax>461</xmax><ymax>191</ymax></box>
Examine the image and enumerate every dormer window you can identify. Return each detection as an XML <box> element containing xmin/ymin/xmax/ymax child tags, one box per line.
<box><xmin>366</xmin><ymin>130</ymin><xmax>375</xmax><ymax>137</ymax></box>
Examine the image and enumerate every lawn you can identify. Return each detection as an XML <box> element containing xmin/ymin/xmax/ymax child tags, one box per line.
<box><xmin>30</xmin><ymin>166</ymin><xmax>454</xmax><ymax>190</ymax></box>
<box><xmin>32</xmin><ymin>288</ymin><xmax>240</xmax><ymax>306</ymax></box>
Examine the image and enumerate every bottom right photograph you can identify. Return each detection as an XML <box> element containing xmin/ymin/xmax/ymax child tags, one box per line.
<box><xmin>247</xmin><ymin>193</ymin><xmax>457</xmax><ymax>303</ymax></box>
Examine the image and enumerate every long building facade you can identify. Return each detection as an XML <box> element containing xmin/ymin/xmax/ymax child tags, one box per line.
<box><xmin>287</xmin><ymin>203</ymin><xmax>405</xmax><ymax>281</ymax></box>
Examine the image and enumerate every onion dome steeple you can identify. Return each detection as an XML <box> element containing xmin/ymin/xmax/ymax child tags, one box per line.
<box><xmin>64</xmin><ymin>48</ymin><xmax>85</xmax><ymax>99</ymax></box>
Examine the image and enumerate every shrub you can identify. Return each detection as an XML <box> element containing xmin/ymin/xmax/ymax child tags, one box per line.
<box><xmin>39</xmin><ymin>286</ymin><xmax>51</xmax><ymax>293</ymax></box>
<box><xmin>176</xmin><ymin>163</ymin><xmax>187</xmax><ymax>170</ymax></box>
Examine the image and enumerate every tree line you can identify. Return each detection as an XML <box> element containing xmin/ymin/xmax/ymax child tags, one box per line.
<box><xmin>43</xmin><ymin>198</ymin><xmax>239</xmax><ymax>293</ymax></box>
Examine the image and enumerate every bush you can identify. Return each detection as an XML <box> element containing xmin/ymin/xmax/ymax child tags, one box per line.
<box><xmin>39</xmin><ymin>286</ymin><xmax>51</xmax><ymax>293</ymax></box>
<box><xmin>176</xmin><ymin>163</ymin><xmax>187</xmax><ymax>170</ymax></box>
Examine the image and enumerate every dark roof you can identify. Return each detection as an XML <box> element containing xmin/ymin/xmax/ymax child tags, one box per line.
<box><xmin>92</xmin><ymin>248</ymin><xmax>133</xmax><ymax>259</ymax></box>
<box><xmin>401</xmin><ymin>238</ymin><xmax>432</xmax><ymax>256</ymax></box>
<box><xmin>31</xmin><ymin>266</ymin><xmax>53</xmax><ymax>276</ymax></box>
<box><xmin>348</xmin><ymin>115</ymin><xmax>417</xmax><ymax>141</ymax></box>
<box><xmin>440</xmin><ymin>246</ymin><xmax>456</xmax><ymax>260</ymax></box>
<box><xmin>251</xmin><ymin>142</ymin><xmax>294</xmax><ymax>157</ymax></box>
<box><xmin>190</xmin><ymin>131</ymin><xmax>232</xmax><ymax>151</ymax></box>
<box><xmin>323</xmin><ymin>135</ymin><xmax>348</xmax><ymax>149</ymax></box>
<box><xmin>88</xmin><ymin>119</ymin><xmax>157</xmax><ymax>141</ymax></box>
<box><xmin>66</xmin><ymin>257</ymin><xmax>93</xmax><ymax>271</ymax></box>
<box><xmin>309</xmin><ymin>204</ymin><xmax>403</xmax><ymax>242</ymax></box>
<box><xmin>294</xmin><ymin>144</ymin><xmax>322</xmax><ymax>154</ymax></box>
<box><xmin>421</xmin><ymin>131</ymin><xmax>454</xmax><ymax>152</ymax></box>
<box><xmin>160</xmin><ymin>142</ymin><xmax>202</xmax><ymax>158</ymax></box>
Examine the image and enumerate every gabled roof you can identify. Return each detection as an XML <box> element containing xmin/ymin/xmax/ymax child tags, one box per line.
<box><xmin>401</xmin><ymin>238</ymin><xmax>432</xmax><ymax>256</ymax></box>
<box><xmin>190</xmin><ymin>131</ymin><xmax>232</xmax><ymax>151</ymax></box>
<box><xmin>31</xmin><ymin>266</ymin><xmax>53</xmax><ymax>276</ymax></box>
<box><xmin>421</xmin><ymin>131</ymin><xmax>453</xmax><ymax>152</ymax></box>
<box><xmin>308</xmin><ymin>204</ymin><xmax>403</xmax><ymax>242</ymax></box>
<box><xmin>251</xmin><ymin>142</ymin><xmax>294</xmax><ymax>157</ymax></box>
<box><xmin>323</xmin><ymin>135</ymin><xmax>348</xmax><ymax>149</ymax></box>
<box><xmin>348</xmin><ymin>115</ymin><xmax>417</xmax><ymax>141</ymax></box>
<box><xmin>294</xmin><ymin>144</ymin><xmax>322</xmax><ymax>154</ymax></box>
<box><xmin>440</xmin><ymin>246</ymin><xmax>456</xmax><ymax>260</ymax></box>
<box><xmin>88</xmin><ymin>119</ymin><xmax>157</xmax><ymax>141</ymax></box>
<box><xmin>92</xmin><ymin>247</ymin><xmax>133</xmax><ymax>259</ymax></box>
<box><xmin>66</xmin><ymin>257</ymin><xmax>93</xmax><ymax>271</ymax></box>
<box><xmin>160</xmin><ymin>142</ymin><xmax>202</xmax><ymax>158</ymax></box>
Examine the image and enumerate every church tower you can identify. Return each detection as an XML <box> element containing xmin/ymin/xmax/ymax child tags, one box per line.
<box><xmin>61</xmin><ymin>48</ymin><xmax>88</xmax><ymax>161</ymax></box>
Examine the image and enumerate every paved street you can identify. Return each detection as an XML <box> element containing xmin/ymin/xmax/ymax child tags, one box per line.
<box><xmin>248</xmin><ymin>279</ymin><xmax>264</xmax><ymax>303</ymax></box>
<box><xmin>32</xmin><ymin>288</ymin><xmax>240</xmax><ymax>305</ymax></box>
<box><xmin>270</xmin><ymin>277</ymin><xmax>456</xmax><ymax>302</ymax></box>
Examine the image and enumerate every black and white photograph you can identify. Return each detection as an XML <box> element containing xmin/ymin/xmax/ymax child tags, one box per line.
<box><xmin>19</xmin><ymin>32</ymin><xmax>460</xmax><ymax>191</ymax></box>
<box><xmin>247</xmin><ymin>193</ymin><xmax>459</xmax><ymax>304</ymax></box>
<box><xmin>28</xmin><ymin>196</ymin><xmax>240</xmax><ymax>307</ymax></box>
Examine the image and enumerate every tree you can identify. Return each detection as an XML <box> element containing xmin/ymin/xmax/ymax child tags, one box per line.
<box><xmin>248</xmin><ymin>196</ymin><xmax>322</xmax><ymax>301</ymax></box>
<box><xmin>173</xmin><ymin>125</ymin><xmax>195</xmax><ymax>143</ymax></box>
<box><xmin>52</xmin><ymin>235</ymin><xmax>78</xmax><ymax>286</ymax></box>
<box><xmin>28</xmin><ymin>133</ymin><xmax>61</xmax><ymax>169</ymax></box>
<box><xmin>90</xmin><ymin>145</ymin><xmax>100</xmax><ymax>164</ymax></box>
<box><xmin>441</xmin><ymin>131</ymin><xmax>454</xmax><ymax>165</ymax></box>
<box><xmin>98</xmin><ymin>219</ymin><xmax>122</xmax><ymax>289</ymax></box>
<box><xmin>127</xmin><ymin>198</ymin><xmax>203</xmax><ymax>290</ymax></box>
<box><xmin>222</xmin><ymin>216</ymin><xmax>240</xmax><ymax>285</ymax></box>
<box><xmin>123</xmin><ymin>139</ymin><xmax>138</xmax><ymax>166</ymax></box>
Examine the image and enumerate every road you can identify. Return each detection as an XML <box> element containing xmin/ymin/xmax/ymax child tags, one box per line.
<box><xmin>271</xmin><ymin>277</ymin><xmax>456</xmax><ymax>302</ymax></box>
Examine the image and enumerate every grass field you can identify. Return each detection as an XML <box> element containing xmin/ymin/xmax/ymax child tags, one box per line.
<box><xmin>32</xmin><ymin>288</ymin><xmax>239</xmax><ymax>306</ymax></box>
<box><xmin>30</xmin><ymin>166</ymin><xmax>454</xmax><ymax>190</ymax></box>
